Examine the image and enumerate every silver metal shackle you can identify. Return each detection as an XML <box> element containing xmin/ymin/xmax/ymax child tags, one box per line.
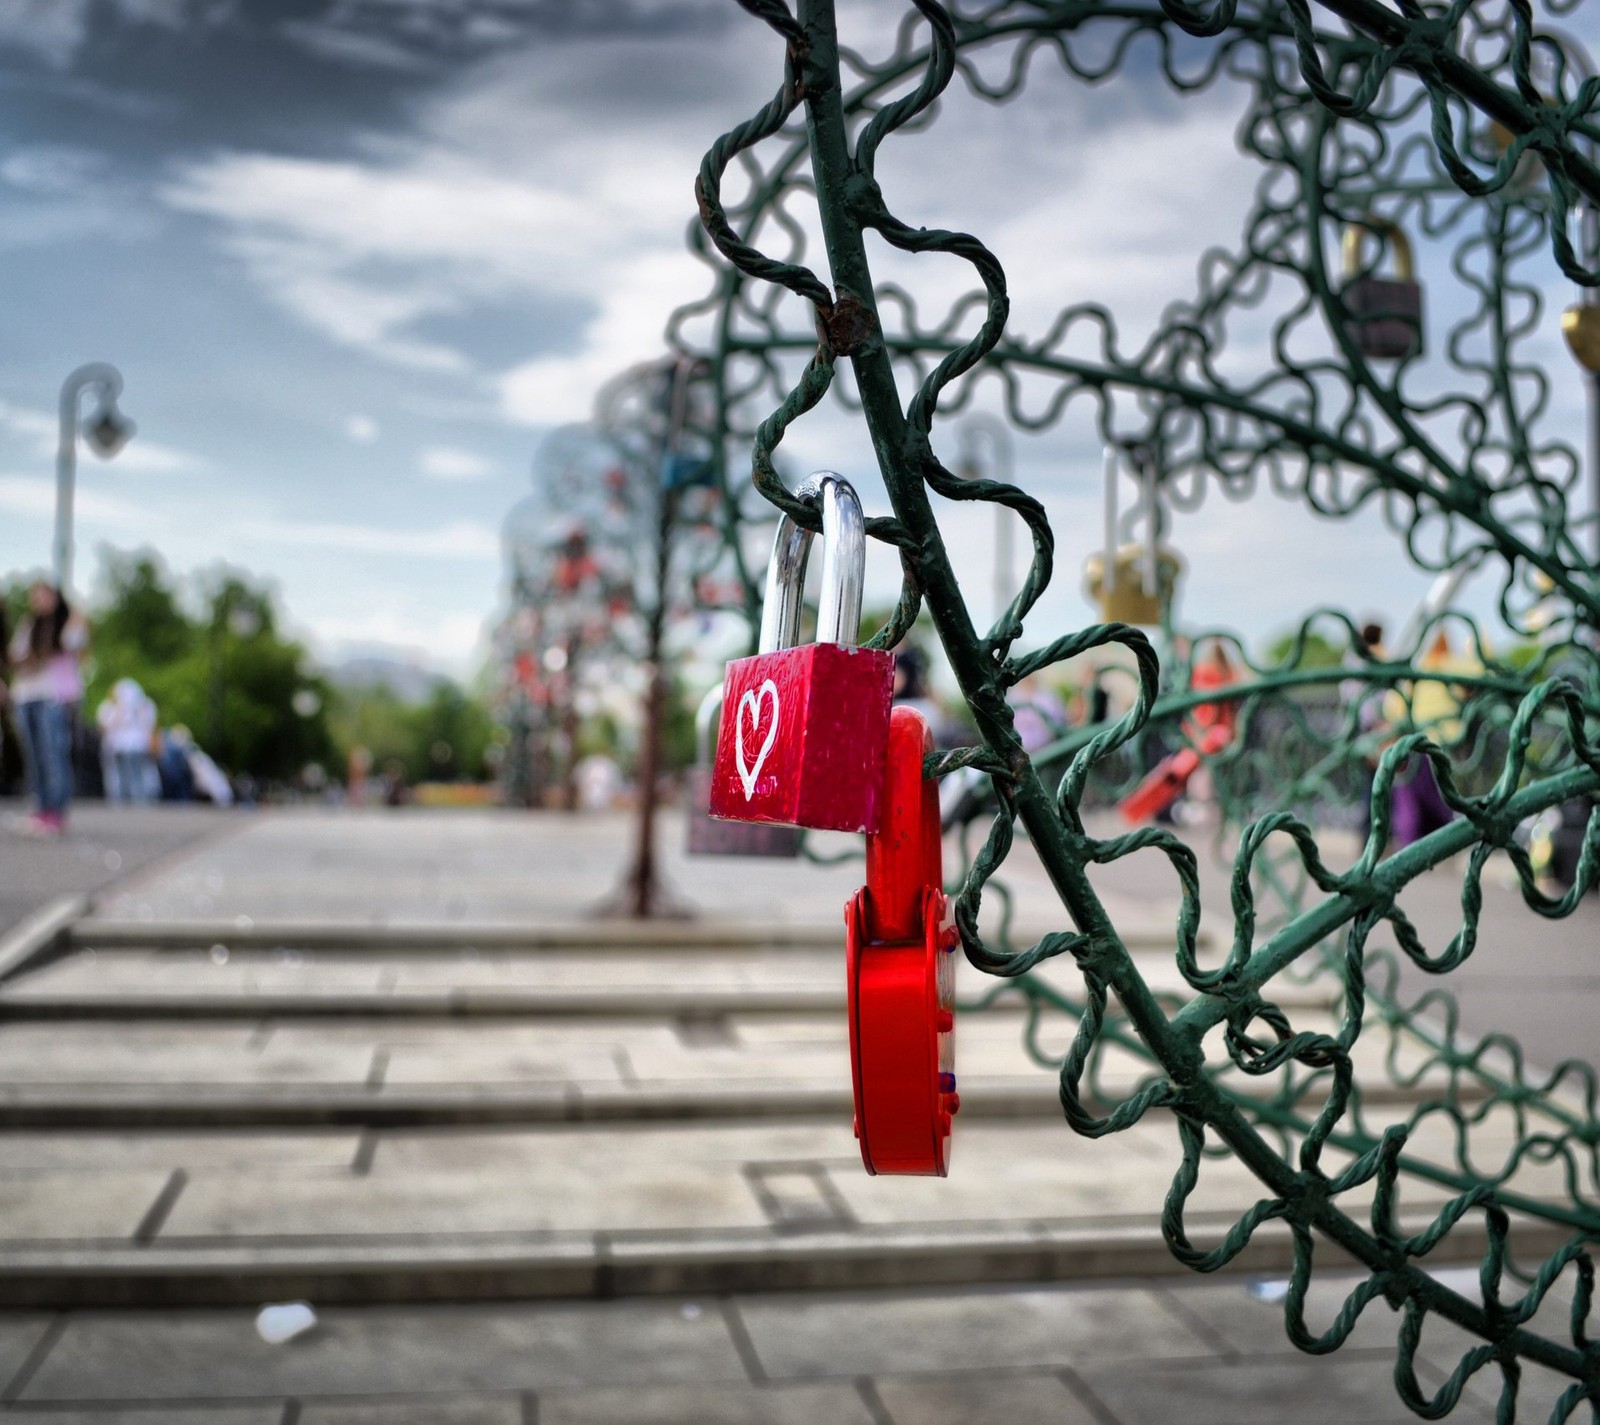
<box><xmin>757</xmin><ymin>472</ymin><xmax>866</xmax><ymax>653</ymax></box>
<box><xmin>694</xmin><ymin>684</ymin><xmax>724</xmax><ymax>767</ymax></box>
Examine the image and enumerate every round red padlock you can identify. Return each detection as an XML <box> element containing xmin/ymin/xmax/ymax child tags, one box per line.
<box><xmin>844</xmin><ymin>706</ymin><xmax>958</xmax><ymax>1176</ymax></box>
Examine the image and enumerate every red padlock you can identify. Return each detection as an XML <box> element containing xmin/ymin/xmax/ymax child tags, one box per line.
<box><xmin>846</xmin><ymin>705</ymin><xmax>958</xmax><ymax>1176</ymax></box>
<box><xmin>1119</xmin><ymin>721</ymin><xmax>1231</xmax><ymax>824</ymax></box>
<box><xmin>708</xmin><ymin>473</ymin><xmax>894</xmax><ymax>834</ymax></box>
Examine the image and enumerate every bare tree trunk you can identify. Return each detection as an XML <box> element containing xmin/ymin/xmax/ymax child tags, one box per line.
<box><xmin>561</xmin><ymin>633</ymin><xmax>580</xmax><ymax>813</ymax></box>
<box><xmin>628</xmin><ymin>654</ymin><xmax>666</xmax><ymax>915</ymax></box>
<box><xmin>601</xmin><ymin>483</ymin><xmax>690</xmax><ymax>919</ymax></box>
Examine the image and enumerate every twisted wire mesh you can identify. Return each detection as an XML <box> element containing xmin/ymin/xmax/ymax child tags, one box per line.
<box><xmin>674</xmin><ymin>0</ymin><xmax>1600</xmax><ymax>1415</ymax></box>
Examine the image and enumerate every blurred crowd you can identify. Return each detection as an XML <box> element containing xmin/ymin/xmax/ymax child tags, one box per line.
<box><xmin>1</xmin><ymin>580</ymin><xmax>235</xmax><ymax>837</ymax></box>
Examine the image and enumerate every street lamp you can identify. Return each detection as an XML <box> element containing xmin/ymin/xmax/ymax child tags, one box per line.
<box><xmin>55</xmin><ymin>362</ymin><xmax>135</xmax><ymax>592</ymax></box>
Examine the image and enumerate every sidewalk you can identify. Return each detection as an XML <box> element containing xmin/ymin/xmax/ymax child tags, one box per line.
<box><xmin>79</xmin><ymin>803</ymin><xmax>1600</xmax><ymax>1064</ymax></box>
<box><xmin>0</xmin><ymin>805</ymin><xmax>1590</xmax><ymax>1421</ymax></box>
<box><xmin>0</xmin><ymin>801</ymin><xmax>230</xmax><ymax>939</ymax></box>
<box><xmin>0</xmin><ymin>1273</ymin><xmax>1530</xmax><ymax>1423</ymax></box>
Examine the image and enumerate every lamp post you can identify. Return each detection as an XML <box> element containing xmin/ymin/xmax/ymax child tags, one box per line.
<box><xmin>54</xmin><ymin>362</ymin><xmax>135</xmax><ymax>593</ymax></box>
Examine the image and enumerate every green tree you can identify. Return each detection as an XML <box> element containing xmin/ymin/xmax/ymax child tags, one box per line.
<box><xmin>82</xmin><ymin>550</ymin><xmax>334</xmax><ymax>784</ymax></box>
<box><xmin>1263</xmin><ymin>626</ymin><xmax>1346</xmax><ymax>671</ymax></box>
<box><xmin>92</xmin><ymin>552</ymin><xmax>192</xmax><ymax>664</ymax></box>
<box><xmin>329</xmin><ymin>680</ymin><xmax>498</xmax><ymax>784</ymax></box>
<box><xmin>408</xmin><ymin>682</ymin><xmax>495</xmax><ymax>781</ymax></box>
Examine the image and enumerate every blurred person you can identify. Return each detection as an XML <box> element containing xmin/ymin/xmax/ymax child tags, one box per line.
<box><xmin>1188</xmin><ymin>639</ymin><xmax>1240</xmax><ymax>741</ymax></box>
<box><xmin>381</xmin><ymin>759</ymin><xmax>408</xmax><ymax>808</ymax></box>
<box><xmin>575</xmin><ymin>752</ymin><xmax>622</xmax><ymax>811</ymax></box>
<box><xmin>155</xmin><ymin>726</ymin><xmax>197</xmax><ymax>802</ymax></box>
<box><xmin>0</xmin><ymin>599</ymin><xmax>18</xmax><ymax>797</ymax></box>
<box><xmin>1087</xmin><ymin>663</ymin><xmax>1111</xmax><ymax>726</ymax></box>
<box><xmin>891</xmin><ymin>644</ymin><xmax>939</xmax><ymax>723</ymax></box>
<box><xmin>1341</xmin><ymin>621</ymin><xmax>1388</xmax><ymax>836</ymax></box>
<box><xmin>97</xmin><ymin>677</ymin><xmax>160</xmax><ymax>803</ymax></box>
<box><xmin>171</xmin><ymin>727</ymin><xmax>233</xmax><ymax>806</ymax></box>
<box><xmin>1383</xmin><ymin>627</ymin><xmax>1466</xmax><ymax>847</ymax></box>
<box><xmin>347</xmin><ymin>745</ymin><xmax>373</xmax><ymax>807</ymax></box>
<box><xmin>5</xmin><ymin>581</ymin><xmax>88</xmax><ymax>834</ymax></box>
<box><xmin>1011</xmin><ymin>674</ymin><xmax>1068</xmax><ymax>754</ymax></box>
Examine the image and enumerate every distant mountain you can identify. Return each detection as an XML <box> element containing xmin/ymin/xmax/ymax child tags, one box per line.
<box><xmin>326</xmin><ymin>656</ymin><xmax>444</xmax><ymax>704</ymax></box>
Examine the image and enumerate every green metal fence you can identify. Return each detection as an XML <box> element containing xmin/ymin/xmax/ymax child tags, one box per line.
<box><xmin>676</xmin><ymin>0</ymin><xmax>1600</xmax><ymax>1416</ymax></box>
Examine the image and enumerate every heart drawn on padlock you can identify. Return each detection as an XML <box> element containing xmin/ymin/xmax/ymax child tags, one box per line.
<box><xmin>735</xmin><ymin>679</ymin><xmax>781</xmax><ymax>800</ymax></box>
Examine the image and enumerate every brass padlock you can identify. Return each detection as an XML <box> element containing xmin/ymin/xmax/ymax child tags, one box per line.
<box><xmin>1341</xmin><ymin>219</ymin><xmax>1424</xmax><ymax>361</ymax></box>
<box><xmin>1563</xmin><ymin>302</ymin><xmax>1600</xmax><ymax>373</ymax></box>
<box><xmin>1084</xmin><ymin>544</ymin><xmax>1182</xmax><ymax>626</ymax></box>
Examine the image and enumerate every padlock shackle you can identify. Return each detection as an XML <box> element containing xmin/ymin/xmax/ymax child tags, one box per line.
<box><xmin>1341</xmin><ymin>216</ymin><xmax>1414</xmax><ymax>282</ymax></box>
<box><xmin>758</xmin><ymin>471</ymin><xmax>866</xmax><ymax>653</ymax></box>
<box><xmin>693</xmin><ymin>684</ymin><xmax>723</xmax><ymax>768</ymax></box>
<box><xmin>864</xmin><ymin>706</ymin><xmax>941</xmax><ymax>942</ymax></box>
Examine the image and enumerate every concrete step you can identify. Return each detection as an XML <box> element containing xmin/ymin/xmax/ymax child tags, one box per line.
<box><xmin>0</xmin><ymin>1115</ymin><xmax>1570</xmax><ymax>1308</ymax></box>
<box><xmin>0</xmin><ymin>943</ymin><xmax>1335</xmax><ymax>1019</ymax></box>
<box><xmin>0</xmin><ymin>997</ymin><xmax>1462</xmax><ymax>1129</ymax></box>
<box><xmin>75</xmin><ymin>917</ymin><xmax>1196</xmax><ymax>954</ymax></box>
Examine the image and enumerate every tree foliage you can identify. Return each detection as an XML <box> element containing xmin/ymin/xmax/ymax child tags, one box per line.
<box><xmin>78</xmin><ymin>550</ymin><xmax>335</xmax><ymax>783</ymax></box>
<box><xmin>329</xmin><ymin>679</ymin><xmax>498</xmax><ymax>784</ymax></box>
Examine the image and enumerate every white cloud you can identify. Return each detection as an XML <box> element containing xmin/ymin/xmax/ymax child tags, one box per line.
<box><xmin>418</xmin><ymin>445</ymin><xmax>495</xmax><ymax>481</ymax></box>
<box><xmin>345</xmin><ymin>413</ymin><xmax>379</xmax><ymax>444</ymax></box>
<box><xmin>0</xmin><ymin>144</ymin><xmax>105</xmax><ymax>196</ymax></box>
<box><xmin>0</xmin><ymin>473</ymin><xmax>152</xmax><ymax>525</ymax></box>
<box><xmin>234</xmin><ymin>516</ymin><xmax>500</xmax><ymax>560</ymax></box>
<box><xmin>311</xmin><ymin>609</ymin><xmax>490</xmax><ymax>674</ymax></box>
<box><xmin>0</xmin><ymin>1</ymin><xmax>90</xmax><ymax>69</ymax></box>
<box><xmin>161</xmin><ymin>148</ymin><xmax>636</xmax><ymax>372</ymax></box>
<box><xmin>498</xmin><ymin>249</ymin><xmax>694</xmax><ymax>426</ymax></box>
<box><xmin>156</xmin><ymin>30</ymin><xmax>771</xmax><ymax>381</ymax></box>
<box><xmin>0</xmin><ymin>397</ymin><xmax>202</xmax><ymax>474</ymax></box>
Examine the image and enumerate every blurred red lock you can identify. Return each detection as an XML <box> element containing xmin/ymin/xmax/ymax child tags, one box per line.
<box><xmin>1119</xmin><ymin>721</ymin><xmax>1231</xmax><ymax>823</ymax></box>
<box><xmin>708</xmin><ymin>473</ymin><xmax>893</xmax><ymax>834</ymax></box>
<box><xmin>846</xmin><ymin>705</ymin><xmax>958</xmax><ymax>1177</ymax></box>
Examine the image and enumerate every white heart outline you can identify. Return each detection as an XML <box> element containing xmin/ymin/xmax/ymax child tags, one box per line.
<box><xmin>734</xmin><ymin>679</ymin><xmax>781</xmax><ymax>801</ymax></box>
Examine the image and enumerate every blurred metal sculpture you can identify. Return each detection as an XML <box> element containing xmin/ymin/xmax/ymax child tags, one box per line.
<box><xmin>493</xmin><ymin>358</ymin><xmax>729</xmax><ymax>913</ymax></box>
<box><xmin>678</xmin><ymin>0</ymin><xmax>1600</xmax><ymax>1414</ymax></box>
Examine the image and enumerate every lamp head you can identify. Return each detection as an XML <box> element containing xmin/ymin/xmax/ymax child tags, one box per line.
<box><xmin>84</xmin><ymin>405</ymin><xmax>135</xmax><ymax>459</ymax></box>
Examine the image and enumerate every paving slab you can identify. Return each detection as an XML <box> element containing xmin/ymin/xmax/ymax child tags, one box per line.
<box><xmin>0</xmin><ymin>1033</ymin><xmax>373</xmax><ymax>1088</ymax></box>
<box><xmin>0</xmin><ymin>1132</ymin><xmax>360</xmax><ymax>1176</ymax></box>
<box><xmin>0</xmin><ymin>1312</ymin><xmax>55</xmax><ymax>1392</ymax></box>
<box><xmin>0</xmin><ymin>802</ymin><xmax>232</xmax><ymax>941</ymax></box>
<box><xmin>0</xmin><ymin>1411</ymin><xmax>281</xmax><ymax>1424</ymax></box>
<box><xmin>539</xmin><ymin>1378</ymin><xmax>878</xmax><ymax>1425</ymax></box>
<box><xmin>732</xmin><ymin>1282</ymin><xmax>1218</xmax><ymax>1378</ymax></box>
<box><xmin>1156</xmin><ymin>1274</ymin><xmax>1401</xmax><ymax>1355</ymax></box>
<box><xmin>870</xmin><ymin>1370</ymin><xmax>1101</xmax><ymax>1425</ymax></box>
<box><xmin>80</xmin><ymin>810</ymin><xmax>1177</xmax><ymax>950</ymax></box>
<box><xmin>17</xmin><ymin>1301</ymin><xmax>749</xmax><ymax>1400</ymax></box>
<box><xmin>298</xmin><ymin>1398</ymin><xmax>521</xmax><ymax>1424</ymax></box>
<box><xmin>160</xmin><ymin>1160</ymin><xmax>772</xmax><ymax>1239</ymax></box>
<box><xmin>1076</xmin><ymin>1351</ymin><xmax>1495</xmax><ymax>1425</ymax></box>
<box><xmin>0</xmin><ymin>1171</ymin><xmax>170</xmax><ymax>1242</ymax></box>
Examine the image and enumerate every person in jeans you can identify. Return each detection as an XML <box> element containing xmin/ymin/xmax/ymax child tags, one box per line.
<box><xmin>6</xmin><ymin>581</ymin><xmax>89</xmax><ymax>835</ymax></box>
<box><xmin>97</xmin><ymin>677</ymin><xmax>159</xmax><ymax>803</ymax></box>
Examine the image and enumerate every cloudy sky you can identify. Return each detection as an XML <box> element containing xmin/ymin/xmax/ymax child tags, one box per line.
<box><xmin>0</xmin><ymin>1</ymin><xmax>1591</xmax><ymax>677</ymax></box>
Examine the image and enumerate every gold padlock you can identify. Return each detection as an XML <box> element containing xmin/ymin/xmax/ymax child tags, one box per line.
<box><xmin>1341</xmin><ymin>218</ymin><xmax>1424</xmax><ymax>361</ymax></box>
<box><xmin>1084</xmin><ymin>544</ymin><xmax>1182</xmax><ymax>626</ymax></box>
<box><xmin>1562</xmin><ymin>302</ymin><xmax>1600</xmax><ymax>373</ymax></box>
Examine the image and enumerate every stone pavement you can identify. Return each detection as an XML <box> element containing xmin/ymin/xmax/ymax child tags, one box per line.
<box><xmin>0</xmin><ymin>804</ymin><xmax>1592</xmax><ymax>1420</ymax></box>
<box><xmin>0</xmin><ymin>801</ymin><xmax>228</xmax><ymax>940</ymax></box>
<box><xmin>0</xmin><ymin>1271</ymin><xmax>1567</xmax><ymax>1423</ymax></box>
